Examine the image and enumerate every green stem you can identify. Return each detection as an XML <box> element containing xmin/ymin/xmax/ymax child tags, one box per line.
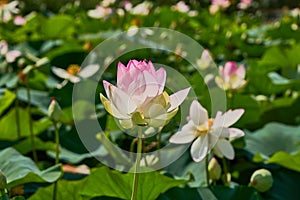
<box><xmin>205</xmin><ymin>154</ymin><xmax>210</xmax><ymax>187</ymax></box>
<box><xmin>130</xmin><ymin>127</ymin><xmax>143</xmax><ymax>200</ymax></box>
<box><xmin>54</xmin><ymin>122</ymin><xmax>60</xmax><ymax>165</ymax></box>
<box><xmin>0</xmin><ymin>189</ymin><xmax>5</xmax><ymax>197</ymax></box>
<box><xmin>157</xmin><ymin>130</ymin><xmax>162</xmax><ymax>163</ymax></box>
<box><xmin>26</xmin><ymin>83</ymin><xmax>38</xmax><ymax>164</ymax></box>
<box><xmin>129</xmin><ymin>138</ymin><xmax>137</xmax><ymax>165</ymax></box>
<box><xmin>53</xmin><ymin>121</ymin><xmax>60</xmax><ymax>200</ymax></box>
<box><xmin>15</xmin><ymin>87</ymin><xmax>21</xmax><ymax>139</ymax></box>
<box><xmin>222</xmin><ymin>158</ymin><xmax>229</xmax><ymax>186</ymax></box>
<box><xmin>227</xmin><ymin>91</ymin><xmax>234</xmax><ymax>109</ymax></box>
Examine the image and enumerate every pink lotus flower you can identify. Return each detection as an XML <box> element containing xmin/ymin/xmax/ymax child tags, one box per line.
<box><xmin>100</xmin><ymin>60</ymin><xmax>190</xmax><ymax>129</ymax></box>
<box><xmin>0</xmin><ymin>40</ymin><xmax>21</xmax><ymax>63</ymax></box>
<box><xmin>215</xmin><ymin>61</ymin><xmax>246</xmax><ymax>90</ymax></box>
<box><xmin>209</xmin><ymin>0</ymin><xmax>230</xmax><ymax>15</ymax></box>
<box><xmin>169</xmin><ymin>100</ymin><xmax>245</xmax><ymax>162</ymax></box>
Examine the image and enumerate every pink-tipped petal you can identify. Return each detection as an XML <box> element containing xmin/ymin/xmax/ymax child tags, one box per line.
<box><xmin>191</xmin><ymin>135</ymin><xmax>209</xmax><ymax>162</ymax></box>
<box><xmin>142</xmin><ymin>70</ymin><xmax>159</xmax><ymax>97</ymax></box>
<box><xmin>109</xmin><ymin>84</ymin><xmax>137</xmax><ymax>115</ymax></box>
<box><xmin>236</xmin><ymin>64</ymin><xmax>246</xmax><ymax>78</ymax></box>
<box><xmin>155</xmin><ymin>68</ymin><xmax>166</xmax><ymax>94</ymax></box>
<box><xmin>168</xmin><ymin>87</ymin><xmax>190</xmax><ymax>111</ymax></box>
<box><xmin>228</xmin><ymin>128</ymin><xmax>245</xmax><ymax>139</ymax></box>
<box><xmin>103</xmin><ymin>80</ymin><xmax>112</xmax><ymax>99</ymax></box>
<box><xmin>146</xmin><ymin>60</ymin><xmax>156</xmax><ymax>74</ymax></box>
<box><xmin>117</xmin><ymin>61</ymin><xmax>127</xmax><ymax>87</ymax></box>
<box><xmin>189</xmin><ymin>100</ymin><xmax>208</xmax><ymax>126</ymax></box>
<box><xmin>201</xmin><ymin>49</ymin><xmax>210</xmax><ymax>60</ymax></box>
<box><xmin>224</xmin><ymin>62</ymin><xmax>238</xmax><ymax>77</ymax></box>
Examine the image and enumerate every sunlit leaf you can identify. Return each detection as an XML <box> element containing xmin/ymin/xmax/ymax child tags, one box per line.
<box><xmin>0</xmin><ymin>148</ymin><xmax>62</xmax><ymax>188</ymax></box>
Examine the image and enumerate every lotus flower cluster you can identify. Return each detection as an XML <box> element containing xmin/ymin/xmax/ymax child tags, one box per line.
<box><xmin>170</xmin><ymin>100</ymin><xmax>244</xmax><ymax>162</ymax></box>
<box><xmin>215</xmin><ymin>61</ymin><xmax>246</xmax><ymax>91</ymax></box>
<box><xmin>100</xmin><ymin>60</ymin><xmax>190</xmax><ymax>129</ymax></box>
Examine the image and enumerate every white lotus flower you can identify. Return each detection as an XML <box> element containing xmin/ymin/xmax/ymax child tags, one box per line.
<box><xmin>51</xmin><ymin>64</ymin><xmax>100</xmax><ymax>85</ymax></box>
<box><xmin>0</xmin><ymin>0</ymin><xmax>19</xmax><ymax>22</ymax></box>
<box><xmin>169</xmin><ymin>100</ymin><xmax>244</xmax><ymax>162</ymax></box>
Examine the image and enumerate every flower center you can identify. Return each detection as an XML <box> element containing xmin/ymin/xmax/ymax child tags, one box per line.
<box><xmin>195</xmin><ymin>118</ymin><xmax>214</xmax><ymax>137</ymax></box>
<box><xmin>67</xmin><ymin>64</ymin><xmax>81</xmax><ymax>76</ymax></box>
<box><xmin>0</xmin><ymin>0</ymin><xmax>8</xmax><ymax>6</ymax></box>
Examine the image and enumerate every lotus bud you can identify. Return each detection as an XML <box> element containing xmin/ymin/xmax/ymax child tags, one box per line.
<box><xmin>250</xmin><ymin>169</ymin><xmax>273</xmax><ymax>192</ymax></box>
<box><xmin>208</xmin><ymin>157</ymin><xmax>222</xmax><ymax>180</ymax></box>
<box><xmin>48</xmin><ymin>98</ymin><xmax>62</xmax><ymax>122</ymax></box>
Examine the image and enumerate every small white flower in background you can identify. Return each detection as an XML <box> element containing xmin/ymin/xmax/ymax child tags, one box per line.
<box><xmin>14</xmin><ymin>15</ymin><xmax>26</xmax><ymax>25</ymax></box>
<box><xmin>196</xmin><ymin>50</ymin><xmax>214</xmax><ymax>70</ymax></box>
<box><xmin>171</xmin><ymin>1</ymin><xmax>190</xmax><ymax>13</ymax></box>
<box><xmin>127</xmin><ymin>25</ymin><xmax>139</xmax><ymax>37</ymax></box>
<box><xmin>169</xmin><ymin>100</ymin><xmax>244</xmax><ymax>162</ymax></box>
<box><xmin>209</xmin><ymin>0</ymin><xmax>230</xmax><ymax>15</ymax></box>
<box><xmin>100</xmin><ymin>0</ymin><xmax>115</xmax><ymax>7</ymax></box>
<box><xmin>0</xmin><ymin>0</ymin><xmax>19</xmax><ymax>22</ymax></box>
<box><xmin>0</xmin><ymin>40</ymin><xmax>21</xmax><ymax>63</ymax></box>
<box><xmin>290</xmin><ymin>8</ymin><xmax>300</xmax><ymax>18</ymax></box>
<box><xmin>51</xmin><ymin>64</ymin><xmax>100</xmax><ymax>86</ymax></box>
<box><xmin>215</xmin><ymin>61</ymin><xmax>246</xmax><ymax>91</ymax></box>
<box><xmin>130</xmin><ymin>1</ymin><xmax>152</xmax><ymax>15</ymax></box>
<box><xmin>116</xmin><ymin>8</ymin><xmax>125</xmax><ymax>16</ymax></box>
<box><xmin>87</xmin><ymin>5</ymin><xmax>112</xmax><ymax>19</ymax></box>
<box><xmin>123</xmin><ymin>1</ymin><xmax>132</xmax><ymax>11</ymax></box>
<box><xmin>238</xmin><ymin>0</ymin><xmax>252</xmax><ymax>10</ymax></box>
<box><xmin>171</xmin><ymin>1</ymin><xmax>198</xmax><ymax>17</ymax></box>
